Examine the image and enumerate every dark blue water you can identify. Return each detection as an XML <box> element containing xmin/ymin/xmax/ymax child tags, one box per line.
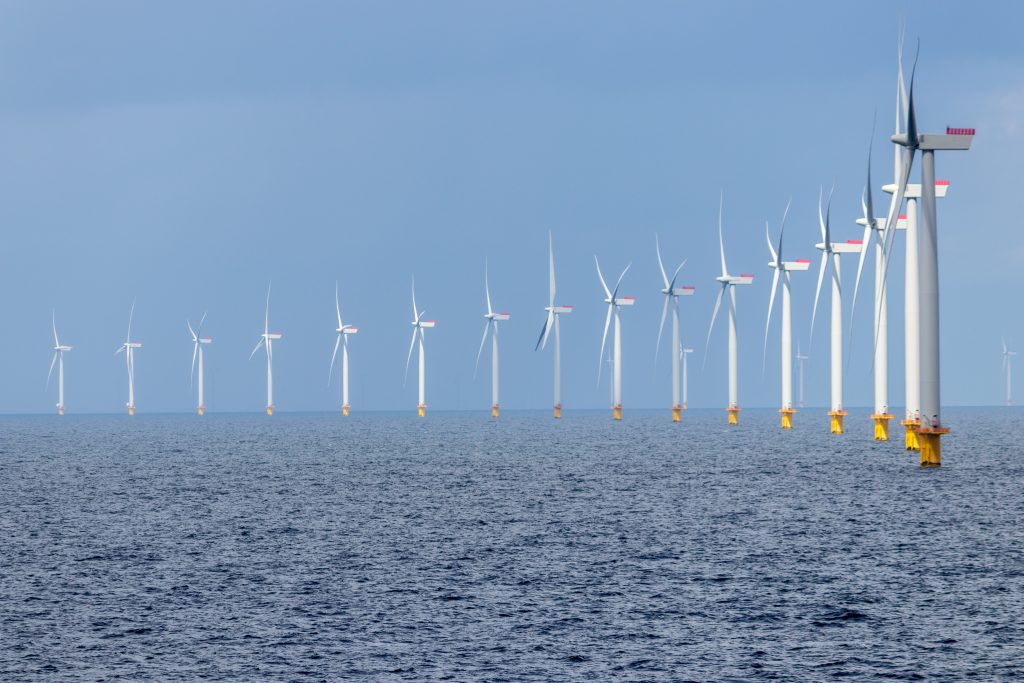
<box><xmin>2</xmin><ymin>408</ymin><xmax>1022</xmax><ymax>680</ymax></box>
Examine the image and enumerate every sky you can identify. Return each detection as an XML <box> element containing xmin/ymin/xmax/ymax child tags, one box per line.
<box><xmin>0</xmin><ymin>0</ymin><xmax>1020</xmax><ymax>414</ymax></box>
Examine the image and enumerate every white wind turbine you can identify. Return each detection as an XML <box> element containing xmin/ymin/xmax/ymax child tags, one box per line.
<box><xmin>763</xmin><ymin>202</ymin><xmax>810</xmax><ymax>429</ymax></box>
<box><xmin>47</xmin><ymin>311</ymin><xmax>72</xmax><ymax>416</ymax></box>
<box><xmin>188</xmin><ymin>313</ymin><xmax>212</xmax><ymax>416</ymax></box>
<box><xmin>405</xmin><ymin>277</ymin><xmax>435</xmax><ymax>417</ymax></box>
<box><xmin>249</xmin><ymin>284</ymin><xmax>282</xmax><ymax>416</ymax></box>
<box><xmin>329</xmin><ymin>283</ymin><xmax>358</xmax><ymax>416</ymax></box>
<box><xmin>475</xmin><ymin>263</ymin><xmax>510</xmax><ymax>418</ymax></box>
<box><xmin>810</xmin><ymin>187</ymin><xmax>862</xmax><ymax>435</ymax></box>
<box><xmin>796</xmin><ymin>343</ymin><xmax>809</xmax><ymax>408</ymax></box>
<box><xmin>878</xmin><ymin>38</ymin><xmax>973</xmax><ymax>465</ymax></box>
<box><xmin>1003</xmin><ymin>340</ymin><xmax>1016</xmax><ymax>407</ymax></box>
<box><xmin>655</xmin><ymin>236</ymin><xmax>694</xmax><ymax>422</ymax></box>
<box><xmin>536</xmin><ymin>232</ymin><xmax>573</xmax><ymax>418</ymax></box>
<box><xmin>596</xmin><ymin>257</ymin><xmax>635</xmax><ymax>420</ymax></box>
<box><xmin>704</xmin><ymin>195</ymin><xmax>753</xmax><ymax>426</ymax></box>
<box><xmin>114</xmin><ymin>300</ymin><xmax>141</xmax><ymax>416</ymax></box>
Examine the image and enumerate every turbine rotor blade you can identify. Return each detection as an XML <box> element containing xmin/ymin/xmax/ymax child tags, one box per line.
<box><xmin>809</xmin><ymin>252</ymin><xmax>828</xmax><ymax>352</ymax></box>
<box><xmin>668</xmin><ymin>259</ymin><xmax>687</xmax><ymax>292</ymax></box>
<box><xmin>47</xmin><ymin>352</ymin><xmax>58</xmax><ymax>388</ymax></box>
<box><xmin>548</xmin><ymin>231</ymin><xmax>556</xmax><ymax>308</ymax></box>
<box><xmin>404</xmin><ymin>327</ymin><xmax>417</xmax><ymax>385</ymax></box>
<box><xmin>718</xmin><ymin>191</ymin><xmax>728</xmax><ymax>276</ymax></box>
<box><xmin>703</xmin><ymin>283</ymin><xmax>726</xmax><ymax>371</ymax></box>
<box><xmin>656</xmin><ymin>234</ymin><xmax>669</xmax><ymax>290</ymax></box>
<box><xmin>484</xmin><ymin>262</ymin><xmax>493</xmax><ymax>317</ymax></box>
<box><xmin>611</xmin><ymin>263</ymin><xmax>631</xmax><ymax>300</ymax></box>
<box><xmin>594</xmin><ymin>256</ymin><xmax>611</xmax><ymax>299</ymax></box>
<box><xmin>655</xmin><ymin>294</ymin><xmax>670</xmax><ymax>364</ymax></box>
<box><xmin>336</xmin><ymin>281</ymin><xmax>343</xmax><ymax>329</ymax></box>
<box><xmin>763</xmin><ymin>268</ymin><xmax>780</xmax><ymax>374</ymax></box>
<box><xmin>474</xmin><ymin>321</ymin><xmax>491</xmax><ymax>378</ymax></box>
<box><xmin>536</xmin><ymin>311</ymin><xmax>554</xmax><ymax>351</ymax></box>
<box><xmin>598</xmin><ymin>304</ymin><xmax>613</xmax><ymax>383</ymax></box>
<box><xmin>249</xmin><ymin>337</ymin><xmax>265</xmax><ymax>360</ymax></box>
<box><xmin>191</xmin><ymin>341</ymin><xmax>199</xmax><ymax>388</ymax></box>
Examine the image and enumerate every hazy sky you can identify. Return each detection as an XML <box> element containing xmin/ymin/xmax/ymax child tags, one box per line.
<box><xmin>0</xmin><ymin>0</ymin><xmax>1020</xmax><ymax>414</ymax></box>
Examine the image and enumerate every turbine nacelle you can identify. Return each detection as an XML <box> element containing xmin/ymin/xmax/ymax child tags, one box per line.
<box><xmin>716</xmin><ymin>274</ymin><xmax>753</xmax><ymax>285</ymax></box>
<box><xmin>415</xmin><ymin>320</ymin><xmax>436</xmax><ymax>329</ymax></box>
<box><xmin>340</xmin><ymin>326</ymin><xmax>358</xmax><ymax>334</ymax></box>
<box><xmin>768</xmin><ymin>259</ymin><xmax>811</xmax><ymax>272</ymax></box>
<box><xmin>54</xmin><ymin>345</ymin><xmax>73</xmax><ymax>352</ymax></box>
<box><xmin>662</xmin><ymin>286</ymin><xmax>695</xmax><ymax>296</ymax></box>
<box><xmin>125</xmin><ymin>342</ymin><xmax>142</xmax><ymax>349</ymax></box>
<box><xmin>612</xmin><ymin>296</ymin><xmax>635</xmax><ymax>306</ymax></box>
<box><xmin>265</xmin><ymin>333</ymin><xmax>282</xmax><ymax>340</ymax></box>
<box><xmin>485</xmin><ymin>312</ymin><xmax>511</xmax><ymax>321</ymax></box>
<box><xmin>816</xmin><ymin>240</ymin><xmax>862</xmax><ymax>254</ymax></box>
<box><xmin>882</xmin><ymin>180</ymin><xmax>951</xmax><ymax>198</ymax></box>
<box><xmin>545</xmin><ymin>305</ymin><xmax>573</xmax><ymax>314</ymax></box>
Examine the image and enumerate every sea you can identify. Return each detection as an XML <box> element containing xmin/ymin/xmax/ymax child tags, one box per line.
<box><xmin>1</xmin><ymin>407</ymin><xmax>1021</xmax><ymax>681</ymax></box>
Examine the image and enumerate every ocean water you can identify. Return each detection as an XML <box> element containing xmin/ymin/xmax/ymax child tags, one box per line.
<box><xmin>1</xmin><ymin>407</ymin><xmax>1022</xmax><ymax>681</ymax></box>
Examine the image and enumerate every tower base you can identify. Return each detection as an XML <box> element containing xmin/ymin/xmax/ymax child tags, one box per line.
<box><xmin>613</xmin><ymin>404</ymin><xmax>623</xmax><ymax>421</ymax></box>
<box><xmin>58</xmin><ymin>406</ymin><xmax>64</xmax><ymax>416</ymax></box>
<box><xmin>872</xmin><ymin>413</ymin><xmax>893</xmax><ymax>441</ymax></box>
<box><xmin>128</xmin><ymin>405</ymin><xmax>135</xmax><ymax>416</ymax></box>
<box><xmin>728</xmin><ymin>406</ymin><xmax>740</xmax><ymax>426</ymax></box>
<box><xmin>553</xmin><ymin>404</ymin><xmax>562</xmax><ymax>419</ymax></box>
<box><xmin>417</xmin><ymin>403</ymin><xmax>426</xmax><ymax>417</ymax></box>
<box><xmin>491</xmin><ymin>404</ymin><xmax>500</xmax><ymax>418</ymax></box>
<box><xmin>829</xmin><ymin>410</ymin><xmax>847</xmax><ymax>434</ymax></box>
<box><xmin>267</xmin><ymin>405</ymin><xmax>274</xmax><ymax>416</ymax></box>
<box><xmin>342</xmin><ymin>404</ymin><xmax>350</xmax><ymax>416</ymax></box>
<box><xmin>780</xmin><ymin>407</ymin><xmax>795</xmax><ymax>430</ymax></box>
<box><xmin>672</xmin><ymin>405</ymin><xmax>682</xmax><ymax>422</ymax></box>
<box><xmin>918</xmin><ymin>426</ymin><xmax>948</xmax><ymax>467</ymax></box>
<box><xmin>198</xmin><ymin>405</ymin><xmax>205</xmax><ymax>416</ymax></box>
<box><xmin>901</xmin><ymin>419</ymin><xmax>920</xmax><ymax>451</ymax></box>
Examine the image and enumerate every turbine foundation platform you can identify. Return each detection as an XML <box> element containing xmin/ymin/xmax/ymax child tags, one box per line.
<box><xmin>917</xmin><ymin>426</ymin><xmax>948</xmax><ymax>467</ymax></box>
<box><xmin>780</xmin><ymin>407</ymin><xmax>795</xmax><ymax>430</ymax></box>
<box><xmin>58</xmin><ymin>406</ymin><xmax>64</xmax><ymax>416</ymax></box>
<box><xmin>613</xmin><ymin>404</ymin><xmax>623</xmax><ymax>421</ymax></box>
<box><xmin>128</xmin><ymin>405</ymin><xmax>135</xmax><ymax>417</ymax></box>
<box><xmin>342</xmin><ymin>404</ymin><xmax>350</xmax><ymax>417</ymax></box>
<box><xmin>727</xmin><ymin>406</ymin><xmax>740</xmax><ymax>426</ymax></box>
<box><xmin>267</xmin><ymin>405</ymin><xmax>274</xmax><ymax>416</ymax></box>
<box><xmin>417</xmin><ymin>403</ymin><xmax>426</xmax><ymax>417</ymax></box>
<box><xmin>872</xmin><ymin>413</ymin><xmax>893</xmax><ymax>441</ymax></box>
<box><xmin>491</xmin><ymin>404</ymin><xmax>500</xmax><ymax>418</ymax></box>
<box><xmin>901</xmin><ymin>419</ymin><xmax>920</xmax><ymax>451</ymax></box>
<box><xmin>198</xmin><ymin>405</ymin><xmax>205</xmax><ymax>416</ymax></box>
<box><xmin>553</xmin><ymin>404</ymin><xmax>562</xmax><ymax>419</ymax></box>
<box><xmin>829</xmin><ymin>410</ymin><xmax>847</xmax><ymax>434</ymax></box>
<box><xmin>671</xmin><ymin>406</ymin><xmax>682</xmax><ymax>422</ymax></box>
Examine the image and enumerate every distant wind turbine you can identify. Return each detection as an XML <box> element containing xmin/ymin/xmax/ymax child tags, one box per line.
<box><xmin>405</xmin><ymin>277</ymin><xmax>435</xmax><ymax>417</ymax></box>
<box><xmin>536</xmin><ymin>233</ymin><xmax>573</xmax><ymax>418</ymax></box>
<box><xmin>655</xmin><ymin>235</ymin><xmax>694</xmax><ymax>422</ymax></box>
<box><xmin>475</xmin><ymin>262</ymin><xmax>510</xmax><ymax>418</ymax></box>
<box><xmin>47</xmin><ymin>311</ymin><xmax>72</xmax><ymax>416</ymax></box>
<box><xmin>188</xmin><ymin>313</ymin><xmax>212</xmax><ymax>416</ymax></box>
<box><xmin>114</xmin><ymin>300</ymin><xmax>141</xmax><ymax>416</ymax></box>
<box><xmin>596</xmin><ymin>256</ymin><xmax>635</xmax><ymax>421</ymax></box>
<box><xmin>1003</xmin><ymin>340</ymin><xmax>1016</xmax><ymax>407</ymax></box>
<box><xmin>329</xmin><ymin>283</ymin><xmax>358</xmax><ymax>416</ymax></box>
<box><xmin>249</xmin><ymin>284</ymin><xmax>282</xmax><ymax>416</ymax></box>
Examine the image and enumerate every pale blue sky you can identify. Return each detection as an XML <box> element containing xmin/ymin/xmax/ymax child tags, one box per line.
<box><xmin>0</xmin><ymin>0</ymin><xmax>1019</xmax><ymax>413</ymax></box>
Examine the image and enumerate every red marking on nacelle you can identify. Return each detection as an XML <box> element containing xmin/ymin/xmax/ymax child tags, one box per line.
<box><xmin>795</xmin><ymin>259</ymin><xmax>811</xmax><ymax>263</ymax></box>
<box><xmin>622</xmin><ymin>296</ymin><xmax>636</xmax><ymax>300</ymax></box>
<box><xmin>563</xmin><ymin>305</ymin><xmax>574</xmax><ymax>308</ymax></box>
<box><xmin>682</xmin><ymin>285</ymin><xmax>696</xmax><ymax>290</ymax></box>
<box><xmin>946</xmin><ymin>127</ymin><xmax>975</xmax><ymax>136</ymax></box>
<box><xmin>936</xmin><ymin>180</ymin><xmax>950</xmax><ymax>186</ymax></box>
<box><xmin>847</xmin><ymin>240</ymin><xmax>863</xmax><ymax>245</ymax></box>
<box><xmin>740</xmin><ymin>274</ymin><xmax>754</xmax><ymax>278</ymax></box>
<box><xmin>899</xmin><ymin>214</ymin><xmax>907</xmax><ymax>219</ymax></box>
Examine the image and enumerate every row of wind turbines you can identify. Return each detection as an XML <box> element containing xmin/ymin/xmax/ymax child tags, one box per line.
<box><xmin>43</xmin><ymin>32</ymin><xmax>988</xmax><ymax>466</ymax></box>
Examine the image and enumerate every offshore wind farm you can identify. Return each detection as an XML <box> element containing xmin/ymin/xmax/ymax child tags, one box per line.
<box><xmin>3</xmin><ymin>3</ymin><xmax>1024</xmax><ymax>680</ymax></box>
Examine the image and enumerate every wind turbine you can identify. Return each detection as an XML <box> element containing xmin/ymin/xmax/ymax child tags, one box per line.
<box><xmin>704</xmin><ymin>194</ymin><xmax>753</xmax><ymax>426</ymax></box>
<box><xmin>596</xmin><ymin>257</ymin><xmax>635</xmax><ymax>421</ymax></box>
<box><xmin>655</xmin><ymin>235</ymin><xmax>694</xmax><ymax>422</ymax></box>
<box><xmin>47</xmin><ymin>311</ymin><xmax>72</xmax><ymax>415</ymax></box>
<box><xmin>763</xmin><ymin>202</ymin><xmax>810</xmax><ymax>429</ymax></box>
<box><xmin>881</xmin><ymin>38</ymin><xmax>974</xmax><ymax>465</ymax></box>
<box><xmin>536</xmin><ymin>232</ymin><xmax>573</xmax><ymax>418</ymax></box>
<box><xmin>114</xmin><ymin>300</ymin><xmax>141</xmax><ymax>416</ymax></box>
<box><xmin>796</xmin><ymin>344</ymin><xmax>809</xmax><ymax>408</ymax></box>
<box><xmin>1003</xmin><ymin>340</ymin><xmax>1016</xmax><ymax>407</ymax></box>
<box><xmin>188</xmin><ymin>313</ymin><xmax>212</xmax><ymax>416</ymax></box>
<box><xmin>681</xmin><ymin>347</ymin><xmax>694</xmax><ymax>409</ymax></box>
<box><xmin>810</xmin><ymin>188</ymin><xmax>862</xmax><ymax>434</ymax></box>
<box><xmin>249</xmin><ymin>284</ymin><xmax>282</xmax><ymax>416</ymax></box>
<box><xmin>405</xmin><ymin>277</ymin><xmax>435</xmax><ymax>417</ymax></box>
<box><xmin>475</xmin><ymin>263</ymin><xmax>510</xmax><ymax>418</ymax></box>
<box><xmin>329</xmin><ymin>283</ymin><xmax>358</xmax><ymax>416</ymax></box>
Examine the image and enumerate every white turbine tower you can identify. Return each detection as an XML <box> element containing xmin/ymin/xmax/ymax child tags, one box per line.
<box><xmin>405</xmin><ymin>277</ymin><xmax>435</xmax><ymax>417</ymax></box>
<box><xmin>796</xmin><ymin>344</ymin><xmax>809</xmax><ymax>408</ymax></box>
<box><xmin>1003</xmin><ymin>340</ymin><xmax>1016</xmax><ymax>407</ymax></box>
<box><xmin>475</xmin><ymin>263</ymin><xmax>510</xmax><ymax>418</ymax></box>
<box><xmin>681</xmin><ymin>347</ymin><xmax>694</xmax><ymax>409</ymax></box>
<box><xmin>188</xmin><ymin>313</ymin><xmax>212</xmax><ymax>416</ymax></box>
<box><xmin>810</xmin><ymin>188</ymin><xmax>862</xmax><ymax>434</ymax></box>
<box><xmin>114</xmin><ymin>300</ymin><xmax>141</xmax><ymax>416</ymax></box>
<box><xmin>47</xmin><ymin>311</ymin><xmax>72</xmax><ymax>416</ymax></box>
<box><xmin>704</xmin><ymin>195</ymin><xmax>753</xmax><ymax>426</ymax></box>
<box><xmin>536</xmin><ymin>233</ymin><xmax>573</xmax><ymax>418</ymax></box>
<box><xmin>655</xmin><ymin>235</ymin><xmax>694</xmax><ymax>422</ymax></box>
<box><xmin>329</xmin><ymin>283</ymin><xmax>358</xmax><ymax>416</ymax></box>
<box><xmin>764</xmin><ymin>202</ymin><xmax>810</xmax><ymax>429</ymax></box>
<box><xmin>249</xmin><ymin>284</ymin><xmax>282</xmax><ymax>416</ymax></box>
<box><xmin>595</xmin><ymin>257</ymin><xmax>634</xmax><ymax>421</ymax></box>
<box><xmin>879</xmin><ymin>39</ymin><xmax>973</xmax><ymax>465</ymax></box>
